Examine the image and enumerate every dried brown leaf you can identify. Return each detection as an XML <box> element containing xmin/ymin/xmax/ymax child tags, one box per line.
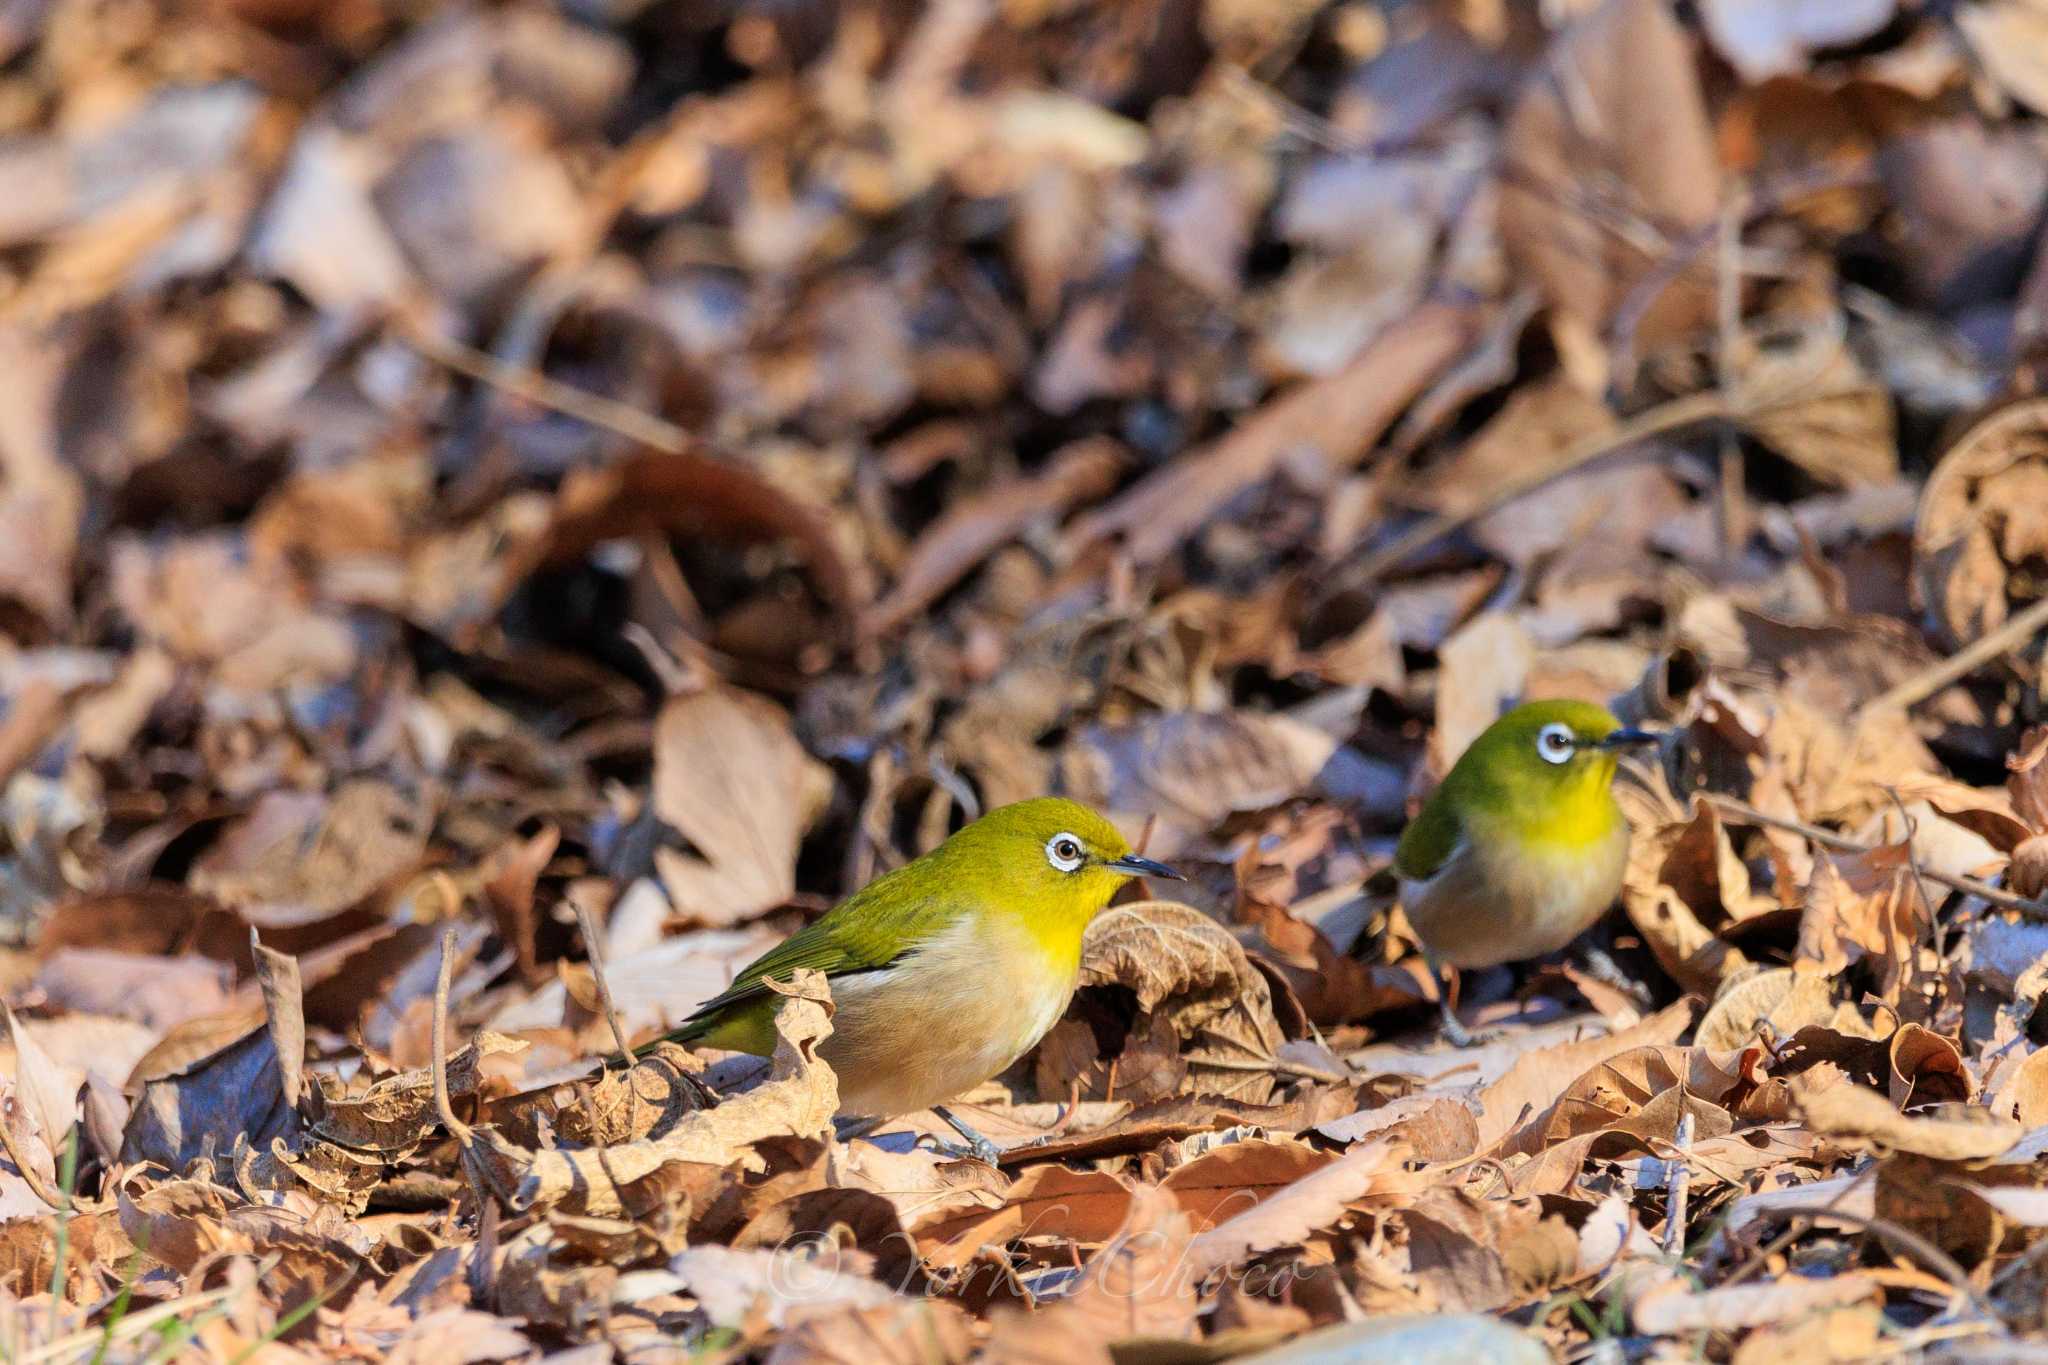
<box><xmin>767</xmin><ymin>1301</ymin><xmax>976</xmax><ymax>1365</ymax></box>
<box><xmin>1057</xmin><ymin>713</ymin><xmax>1336</xmax><ymax>858</ymax></box>
<box><xmin>652</xmin><ymin>688</ymin><xmax>832</xmax><ymax>926</ymax></box>
<box><xmin>1791</xmin><ymin>1073</ymin><xmax>2022</xmax><ymax>1160</ymax></box>
<box><xmin>1185</xmin><ymin>1136</ymin><xmax>1407</xmax><ymax>1277</ymax></box>
<box><xmin>1471</xmin><ymin>1000</ymin><xmax>1696</xmax><ymax>1151</ymax></box>
<box><xmin>863</xmin><ymin>439</ymin><xmax>1121</xmax><ymax>635</ymax></box>
<box><xmin>828</xmin><ymin>1143</ymin><xmax>1009</xmax><ymax>1228</ymax></box>
<box><xmin>1064</xmin><ymin>303</ymin><xmax>1479</xmax><ymax>564</ymax></box>
<box><xmin>0</xmin><ymin>1004</ymin><xmax>81</xmax><ymax>1151</ymax></box>
<box><xmin>1499</xmin><ymin>0</ymin><xmax>1721</xmax><ymax>383</ymax></box>
<box><xmin>548</xmin><ymin>447</ymin><xmax>871</xmax><ymax>616</ymax></box>
<box><xmin>1633</xmin><ymin>1271</ymin><xmax>1883</xmax><ymax>1334</ymax></box>
<box><xmin>1619</xmin><ymin>800</ymin><xmax>1764</xmax><ymax>997</ymax></box>
<box><xmin>915</xmin><ymin>1165</ymin><xmax>1132</xmax><ymax>1271</ymax></box>
<box><xmin>993</xmin><ymin>1183</ymin><xmax>1199</xmax><ymax>1350</ymax></box>
<box><xmin>192</xmin><ymin>781</ymin><xmax>428</xmax><ymax>929</ymax></box>
<box><xmin>492</xmin><ymin>972</ymin><xmax>838</xmax><ymax>1215</ymax></box>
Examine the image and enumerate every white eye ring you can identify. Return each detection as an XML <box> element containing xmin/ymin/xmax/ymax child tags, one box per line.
<box><xmin>1045</xmin><ymin>832</ymin><xmax>1086</xmax><ymax>872</ymax></box>
<box><xmin>1537</xmin><ymin>723</ymin><xmax>1576</xmax><ymax>765</ymax></box>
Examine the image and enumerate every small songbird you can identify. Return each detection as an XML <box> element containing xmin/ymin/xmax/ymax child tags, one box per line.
<box><xmin>1395</xmin><ymin>700</ymin><xmax>1655</xmax><ymax>1046</ymax></box>
<box><xmin>638</xmin><ymin>796</ymin><xmax>1178</xmax><ymax>1158</ymax></box>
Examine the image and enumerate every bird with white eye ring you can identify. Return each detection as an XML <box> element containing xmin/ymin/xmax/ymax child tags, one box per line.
<box><xmin>1394</xmin><ymin>699</ymin><xmax>1658</xmax><ymax>1046</ymax></box>
<box><xmin>635</xmin><ymin>797</ymin><xmax>1181</xmax><ymax>1161</ymax></box>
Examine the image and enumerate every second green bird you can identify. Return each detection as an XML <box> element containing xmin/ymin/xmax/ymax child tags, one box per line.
<box><xmin>1396</xmin><ymin>699</ymin><xmax>1655</xmax><ymax>1046</ymax></box>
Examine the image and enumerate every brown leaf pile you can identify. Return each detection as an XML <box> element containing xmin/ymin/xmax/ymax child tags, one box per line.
<box><xmin>10</xmin><ymin>0</ymin><xmax>2048</xmax><ymax>1360</ymax></box>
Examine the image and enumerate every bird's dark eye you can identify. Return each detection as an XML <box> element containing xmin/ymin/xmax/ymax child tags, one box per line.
<box><xmin>1537</xmin><ymin>723</ymin><xmax>1575</xmax><ymax>764</ymax></box>
<box><xmin>1045</xmin><ymin>833</ymin><xmax>1086</xmax><ymax>871</ymax></box>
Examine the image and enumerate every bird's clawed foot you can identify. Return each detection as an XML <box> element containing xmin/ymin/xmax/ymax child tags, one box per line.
<box><xmin>1437</xmin><ymin>998</ymin><xmax>1500</xmax><ymax>1049</ymax></box>
<box><xmin>1574</xmin><ymin>941</ymin><xmax>1652</xmax><ymax>1008</ymax></box>
<box><xmin>930</xmin><ymin>1105</ymin><xmax>1003</xmax><ymax>1165</ymax></box>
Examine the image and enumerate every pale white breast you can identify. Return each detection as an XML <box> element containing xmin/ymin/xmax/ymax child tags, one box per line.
<box><xmin>822</xmin><ymin>912</ymin><xmax>1076</xmax><ymax>1118</ymax></box>
<box><xmin>1402</xmin><ymin>819</ymin><xmax>1630</xmax><ymax>970</ymax></box>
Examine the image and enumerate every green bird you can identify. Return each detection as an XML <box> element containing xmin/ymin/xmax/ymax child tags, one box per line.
<box><xmin>638</xmin><ymin>796</ymin><xmax>1179</xmax><ymax>1157</ymax></box>
<box><xmin>1395</xmin><ymin>699</ymin><xmax>1655</xmax><ymax>1046</ymax></box>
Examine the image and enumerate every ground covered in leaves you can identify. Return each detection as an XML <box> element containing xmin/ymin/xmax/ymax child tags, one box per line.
<box><xmin>11</xmin><ymin>0</ymin><xmax>2048</xmax><ymax>1360</ymax></box>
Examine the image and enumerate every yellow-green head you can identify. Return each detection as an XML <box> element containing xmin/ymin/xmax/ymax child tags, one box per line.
<box><xmin>1397</xmin><ymin>699</ymin><xmax>1655</xmax><ymax>878</ymax></box>
<box><xmin>927</xmin><ymin>796</ymin><xmax>1179</xmax><ymax>948</ymax></box>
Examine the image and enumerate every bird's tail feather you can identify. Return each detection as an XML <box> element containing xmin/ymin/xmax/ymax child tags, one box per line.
<box><xmin>633</xmin><ymin>997</ymin><xmax>778</xmax><ymax>1058</ymax></box>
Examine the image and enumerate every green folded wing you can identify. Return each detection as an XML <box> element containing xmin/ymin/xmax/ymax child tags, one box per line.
<box><xmin>1393</xmin><ymin>793</ymin><xmax>1464</xmax><ymax>882</ymax></box>
<box><xmin>636</xmin><ymin>866</ymin><xmax>962</xmax><ymax>1057</ymax></box>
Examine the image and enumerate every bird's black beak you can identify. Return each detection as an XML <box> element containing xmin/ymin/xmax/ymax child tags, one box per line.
<box><xmin>1596</xmin><ymin>728</ymin><xmax>1661</xmax><ymax>750</ymax></box>
<box><xmin>1106</xmin><ymin>853</ymin><xmax>1183</xmax><ymax>880</ymax></box>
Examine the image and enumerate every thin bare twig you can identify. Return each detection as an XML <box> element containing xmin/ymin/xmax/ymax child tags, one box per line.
<box><xmin>1706</xmin><ymin>794</ymin><xmax>2048</xmax><ymax>920</ymax></box>
<box><xmin>1713</xmin><ymin>194</ymin><xmax>1747</xmax><ymax>564</ymax></box>
<box><xmin>1744</xmin><ymin>1204</ymin><xmax>1993</xmax><ymax>1322</ymax></box>
<box><xmin>571</xmin><ymin>889</ymin><xmax>635</xmax><ymax>1065</ymax></box>
<box><xmin>1663</xmin><ymin>1109</ymin><xmax>1694</xmax><ymax>1257</ymax></box>
<box><xmin>1356</xmin><ymin>390</ymin><xmax>1729</xmax><ymax>581</ymax></box>
<box><xmin>1196</xmin><ymin>1054</ymin><xmax>1351</xmax><ymax>1085</ymax></box>
<box><xmin>1858</xmin><ymin>594</ymin><xmax>2048</xmax><ymax>720</ymax></box>
<box><xmin>431</xmin><ymin>927</ymin><xmax>475</xmax><ymax>1149</ymax></box>
<box><xmin>399</xmin><ymin>320</ymin><xmax>690</xmax><ymax>453</ymax></box>
<box><xmin>1719</xmin><ymin>1167</ymin><xmax>1873</xmax><ymax>1289</ymax></box>
<box><xmin>570</xmin><ymin>884</ymin><xmax>651</xmax><ymax>1147</ymax></box>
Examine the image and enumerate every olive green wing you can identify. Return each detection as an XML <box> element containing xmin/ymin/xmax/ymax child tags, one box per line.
<box><xmin>636</xmin><ymin>867</ymin><xmax>959</xmax><ymax>1056</ymax></box>
<box><xmin>1393</xmin><ymin>790</ymin><xmax>1465</xmax><ymax>883</ymax></box>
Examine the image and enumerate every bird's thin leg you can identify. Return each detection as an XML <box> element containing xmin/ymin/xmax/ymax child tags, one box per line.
<box><xmin>834</xmin><ymin>1115</ymin><xmax>884</xmax><ymax>1144</ymax></box>
<box><xmin>1427</xmin><ymin>950</ymin><xmax>1495</xmax><ymax>1049</ymax></box>
<box><xmin>930</xmin><ymin>1105</ymin><xmax>1003</xmax><ymax>1165</ymax></box>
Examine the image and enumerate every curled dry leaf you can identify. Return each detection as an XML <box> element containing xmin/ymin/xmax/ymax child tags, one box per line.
<box><xmin>863</xmin><ymin>438</ymin><xmax>1121</xmax><ymax>636</ymax></box>
<box><xmin>1913</xmin><ymin>399</ymin><xmax>2048</xmax><ymax>651</ymax></box>
<box><xmin>1400</xmin><ymin>1186</ymin><xmax>1579</xmax><ymax>1311</ymax></box>
<box><xmin>990</xmin><ymin>1183</ymin><xmax>1200</xmax><ymax>1351</ymax></box>
<box><xmin>768</xmin><ymin>1300</ymin><xmax>977</xmax><ymax>1365</ymax></box>
<box><xmin>827</xmin><ymin>1142</ymin><xmax>1009</xmax><ymax>1228</ymax></box>
<box><xmin>1160</xmin><ymin>1137</ymin><xmax>1334</xmax><ymax>1228</ymax></box>
<box><xmin>1696</xmin><ymin>967</ymin><xmax>1869</xmax><ymax>1052</ymax></box>
<box><xmin>1790</xmin><ymin>1072</ymin><xmax>2022</xmax><ymax>1160</ymax></box>
<box><xmin>652</xmin><ymin>687</ymin><xmax>833</xmax><ymax>927</ymax></box>
<box><xmin>486</xmin><ymin>971</ymin><xmax>838</xmax><ymax>1216</ymax></box>
<box><xmin>1734</xmin><ymin>323</ymin><xmax>1897</xmax><ymax>488</ymax></box>
<box><xmin>1185</xmin><ymin>1137</ymin><xmax>1409</xmax><ymax>1277</ymax></box>
<box><xmin>547</xmin><ymin>447</ymin><xmax>872</xmax><ymax>619</ymax></box>
<box><xmin>306</xmin><ymin>1032</ymin><xmax>527</xmax><ymax>1152</ymax></box>
<box><xmin>1619</xmin><ymin>799</ymin><xmax>1770</xmax><ymax>997</ymax></box>
<box><xmin>1795</xmin><ymin>843</ymin><xmax>1932</xmax><ymax>1011</ymax></box>
<box><xmin>119</xmin><ymin>1006</ymin><xmax>297</xmax><ymax>1172</ymax></box>
<box><xmin>667</xmin><ymin>1242</ymin><xmax>903</xmax><ymax>1332</ymax></box>
<box><xmin>915</xmin><ymin>1166</ymin><xmax>1133</xmax><ymax>1272</ymax></box>
<box><xmin>0</xmin><ymin>1004</ymin><xmax>82</xmax><ymax>1152</ymax></box>
<box><xmin>1632</xmin><ymin>1271</ymin><xmax>1883</xmax><ymax>1335</ymax></box>
<box><xmin>1313</xmin><ymin>1094</ymin><xmax>1480</xmax><ymax>1163</ymax></box>
<box><xmin>1038</xmin><ymin>901</ymin><xmax>1287</xmax><ymax>1105</ymax></box>
<box><xmin>1470</xmin><ymin>1000</ymin><xmax>1696</xmax><ymax>1152</ymax></box>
